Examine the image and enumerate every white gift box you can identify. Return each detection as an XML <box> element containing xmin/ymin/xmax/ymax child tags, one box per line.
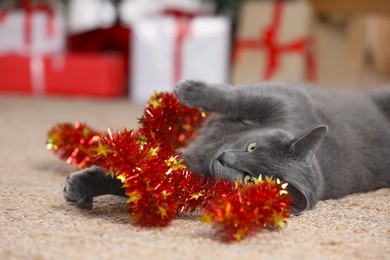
<box><xmin>68</xmin><ymin>0</ymin><xmax>215</xmax><ymax>34</ymax></box>
<box><xmin>119</xmin><ymin>0</ymin><xmax>214</xmax><ymax>25</ymax></box>
<box><xmin>131</xmin><ymin>16</ymin><xmax>231</xmax><ymax>103</ymax></box>
<box><xmin>0</xmin><ymin>9</ymin><xmax>65</xmax><ymax>55</ymax></box>
<box><xmin>67</xmin><ymin>0</ymin><xmax>117</xmax><ymax>34</ymax></box>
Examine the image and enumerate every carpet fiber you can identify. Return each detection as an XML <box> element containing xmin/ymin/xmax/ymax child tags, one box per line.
<box><xmin>1</xmin><ymin>95</ymin><xmax>389</xmax><ymax>259</ymax></box>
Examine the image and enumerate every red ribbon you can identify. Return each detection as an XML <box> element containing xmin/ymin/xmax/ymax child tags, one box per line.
<box><xmin>173</xmin><ymin>17</ymin><xmax>192</xmax><ymax>85</ymax></box>
<box><xmin>22</xmin><ymin>0</ymin><xmax>55</xmax><ymax>52</ymax></box>
<box><xmin>163</xmin><ymin>9</ymin><xmax>196</xmax><ymax>19</ymax></box>
<box><xmin>233</xmin><ymin>0</ymin><xmax>316</xmax><ymax>81</ymax></box>
<box><xmin>163</xmin><ymin>9</ymin><xmax>195</xmax><ymax>86</ymax></box>
<box><xmin>0</xmin><ymin>9</ymin><xmax>8</xmax><ymax>23</ymax></box>
<box><xmin>21</xmin><ymin>0</ymin><xmax>53</xmax><ymax>93</ymax></box>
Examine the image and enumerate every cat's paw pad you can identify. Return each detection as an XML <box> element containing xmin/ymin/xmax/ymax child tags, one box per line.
<box><xmin>64</xmin><ymin>171</ymin><xmax>93</xmax><ymax>210</ymax></box>
<box><xmin>174</xmin><ymin>80</ymin><xmax>207</xmax><ymax>109</ymax></box>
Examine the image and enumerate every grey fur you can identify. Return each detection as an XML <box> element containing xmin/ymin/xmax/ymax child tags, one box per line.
<box><xmin>174</xmin><ymin>80</ymin><xmax>390</xmax><ymax>213</ymax></box>
<box><xmin>64</xmin><ymin>166</ymin><xmax>125</xmax><ymax>210</ymax></box>
<box><xmin>64</xmin><ymin>80</ymin><xmax>390</xmax><ymax>214</ymax></box>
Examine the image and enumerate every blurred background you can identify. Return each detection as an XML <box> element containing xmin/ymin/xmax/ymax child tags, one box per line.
<box><xmin>1</xmin><ymin>0</ymin><xmax>390</xmax><ymax>104</ymax></box>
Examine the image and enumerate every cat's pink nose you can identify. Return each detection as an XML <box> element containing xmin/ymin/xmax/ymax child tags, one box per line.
<box><xmin>218</xmin><ymin>152</ymin><xmax>237</xmax><ymax>166</ymax></box>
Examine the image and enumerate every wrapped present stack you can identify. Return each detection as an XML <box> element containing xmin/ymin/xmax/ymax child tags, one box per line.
<box><xmin>2</xmin><ymin>0</ymin><xmax>387</xmax><ymax>98</ymax></box>
<box><xmin>0</xmin><ymin>0</ymin><xmax>126</xmax><ymax>97</ymax></box>
<box><xmin>0</xmin><ymin>0</ymin><xmax>232</xmax><ymax>100</ymax></box>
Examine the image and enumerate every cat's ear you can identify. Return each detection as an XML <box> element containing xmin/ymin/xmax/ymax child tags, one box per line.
<box><xmin>290</xmin><ymin>125</ymin><xmax>328</xmax><ymax>159</ymax></box>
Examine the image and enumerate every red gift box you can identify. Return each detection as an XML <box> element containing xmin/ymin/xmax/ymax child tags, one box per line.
<box><xmin>0</xmin><ymin>54</ymin><xmax>125</xmax><ymax>97</ymax></box>
<box><xmin>67</xmin><ymin>23</ymin><xmax>131</xmax><ymax>96</ymax></box>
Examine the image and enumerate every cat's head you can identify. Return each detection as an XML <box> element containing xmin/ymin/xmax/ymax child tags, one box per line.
<box><xmin>185</xmin><ymin>124</ymin><xmax>327</xmax><ymax>214</ymax></box>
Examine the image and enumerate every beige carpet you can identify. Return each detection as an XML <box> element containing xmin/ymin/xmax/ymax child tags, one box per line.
<box><xmin>1</xmin><ymin>95</ymin><xmax>389</xmax><ymax>260</ymax></box>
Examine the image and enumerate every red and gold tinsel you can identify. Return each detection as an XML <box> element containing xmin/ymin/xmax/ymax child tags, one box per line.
<box><xmin>47</xmin><ymin>122</ymin><xmax>100</xmax><ymax>168</ymax></box>
<box><xmin>96</xmin><ymin>129</ymin><xmax>179</xmax><ymax>226</ymax></box>
<box><xmin>202</xmin><ymin>177</ymin><xmax>292</xmax><ymax>241</ymax></box>
<box><xmin>139</xmin><ymin>92</ymin><xmax>206</xmax><ymax>152</ymax></box>
<box><xmin>47</xmin><ymin>92</ymin><xmax>292</xmax><ymax>241</ymax></box>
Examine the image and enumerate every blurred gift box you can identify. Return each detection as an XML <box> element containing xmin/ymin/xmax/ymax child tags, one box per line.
<box><xmin>130</xmin><ymin>14</ymin><xmax>231</xmax><ymax>103</ymax></box>
<box><xmin>0</xmin><ymin>54</ymin><xmax>125</xmax><ymax>97</ymax></box>
<box><xmin>232</xmin><ymin>0</ymin><xmax>315</xmax><ymax>84</ymax></box>
<box><xmin>0</xmin><ymin>4</ymin><xmax>65</xmax><ymax>55</ymax></box>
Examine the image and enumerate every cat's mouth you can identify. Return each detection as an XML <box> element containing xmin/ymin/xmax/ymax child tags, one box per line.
<box><xmin>211</xmin><ymin>158</ymin><xmax>308</xmax><ymax>213</ymax></box>
<box><xmin>243</xmin><ymin>172</ymin><xmax>256</xmax><ymax>184</ymax></box>
<box><xmin>242</xmin><ymin>172</ymin><xmax>307</xmax><ymax>214</ymax></box>
<box><xmin>242</xmin><ymin>172</ymin><xmax>280</xmax><ymax>185</ymax></box>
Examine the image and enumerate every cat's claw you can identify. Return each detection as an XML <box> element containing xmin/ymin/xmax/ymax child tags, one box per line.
<box><xmin>174</xmin><ymin>80</ymin><xmax>209</xmax><ymax>109</ymax></box>
<box><xmin>64</xmin><ymin>172</ymin><xmax>94</xmax><ymax>210</ymax></box>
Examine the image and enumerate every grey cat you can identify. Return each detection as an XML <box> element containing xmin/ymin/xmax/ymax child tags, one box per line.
<box><xmin>64</xmin><ymin>80</ymin><xmax>390</xmax><ymax>214</ymax></box>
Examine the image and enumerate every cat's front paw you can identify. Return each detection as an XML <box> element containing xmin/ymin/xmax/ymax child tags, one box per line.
<box><xmin>174</xmin><ymin>80</ymin><xmax>209</xmax><ymax>110</ymax></box>
<box><xmin>64</xmin><ymin>169</ymin><xmax>94</xmax><ymax>210</ymax></box>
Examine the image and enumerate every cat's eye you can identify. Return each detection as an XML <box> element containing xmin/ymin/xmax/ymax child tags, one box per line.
<box><xmin>246</xmin><ymin>142</ymin><xmax>257</xmax><ymax>152</ymax></box>
<box><xmin>241</xmin><ymin>119</ymin><xmax>254</xmax><ymax>125</ymax></box>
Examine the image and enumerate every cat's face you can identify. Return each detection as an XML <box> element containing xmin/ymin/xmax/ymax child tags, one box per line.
<box><xmin>182</xmin><ymin>116</ymin><xmax>327</xmax><ymax>213</ymax></box>
<box><xmin>210</xmin><ymin>129</ymin><xmax>292</xmax><ymax>182</ymax></box>
<box><xmin>210</xmin><ymin>129</ymin><xmax>314</xmax><ymax>213</ymax></box>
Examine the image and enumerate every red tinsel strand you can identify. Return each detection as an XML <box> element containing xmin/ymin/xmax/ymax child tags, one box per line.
<box><xmin>157</xmin><ymin>161</ymin><xmax>234</xmax><ymax>214</ymax></box>
<box><xmin>95</xmin><ymin>129</ymin><xmax>146</xmax><ymax>179</ymax></box>
<box><xmin>170</xmin><ymin>170</ymin><xmax>209</xmax><ymax>213</ymax></box>
<box><xmin>139</xmin><ymin>92</ymin><xmax>206</xmax><ymax>152</ymax></box>
<box><xmin>203</xmin><ymin>178</ymin><xmax>292</xmax><ymax>241</ymax></box>
<box><xmin>95</xmin><ymin>129</ymin><xmax>181</xmax><ymax>226</ymax></box>
<box><xmin>47</xmin><ymin>122</ymin><xmax>101</xmax><ymax>168</ymax></box>
<box><xmin>125</xmin><ymin>158</ymin><xmax>178</xmax><ymax>227</ymax></box>
<box><xmin>131</xmin><ymin>92</ymin><xmax>213</xmax><ymax>217</ymax></box>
